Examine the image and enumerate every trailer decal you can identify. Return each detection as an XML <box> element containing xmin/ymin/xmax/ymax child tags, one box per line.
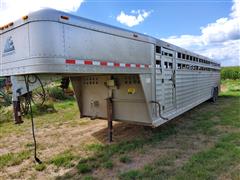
<box><xmin>65</xmin><ymin>59</ymin><xmax>151</xmax><ymax>68</ymax></box>
<box><xmin>3</xmin><ymin>36</ymin><xmax>15</xmax><ymax>57</ymax></box>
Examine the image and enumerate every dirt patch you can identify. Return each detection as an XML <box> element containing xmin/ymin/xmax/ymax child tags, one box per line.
<box><xmin>221</xmin><ymin>84</ymin><xmax>227</xmax><ymax>93</ymax></box>
<box><xmin>218</xmin><ymin>164</ymin><xmax>240</xmax><ymax>180</ymax></box>
<box><xmin>0</xmin><ymin>119</ymin><xmax>149</xmax><ymax>179</ymax></box>
<box><xmin>215</xmin><ymin>125</ymin><xmax>240</xmax><ymax>134</ymax></box>
<box><xmin>0</xmin><ymin>119</ymin><xmax>108</xmax><ymax>179</ymax></box>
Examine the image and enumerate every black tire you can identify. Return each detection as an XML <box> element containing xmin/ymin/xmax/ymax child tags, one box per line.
<box><xmin>211</xmin><ymin>87</ymin><xmax>218</xmax><ymax>103</ymax></box>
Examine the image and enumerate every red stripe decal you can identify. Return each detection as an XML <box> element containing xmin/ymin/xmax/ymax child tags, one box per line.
<box><xmin>66</xmin><ymin>59</ymin><xmax>149</xmax><ymax>69</ymax></box>
<box><xmin>100</xmin><ymin>61</ymin><xmax>107</xmax><ymax>66</ymax></box>
<box><xmin>66</xmin><ymin>59</ymin><xmax>76</xmax><ymax>64</ymax></box>
<box><xmin>114</xmin><ymin>63</ymin><xmax>120</xmax><ymax>67</ymax></box>
<box><xmin>84</xmin><ymin>60</ymin><xmax>93</xmax><ymax>65</ymax></box>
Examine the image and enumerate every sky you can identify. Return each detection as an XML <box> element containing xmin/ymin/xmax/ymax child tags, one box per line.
<box><xmin>0</xmin><ymin>0</ymin><xmax>239</xmax><ymax>66</ymax></box>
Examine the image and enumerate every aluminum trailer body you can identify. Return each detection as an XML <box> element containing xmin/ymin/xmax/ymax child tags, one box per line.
<box><xmin>0</xmin><ymin>9</ymin><xmax>220</xmax><ymax>127</ymax></box>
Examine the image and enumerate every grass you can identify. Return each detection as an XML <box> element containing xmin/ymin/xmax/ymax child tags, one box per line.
<box><xmin>75</xmin><ymin>125</ymin><xmax>177</xmax><ymax>173</ymax></box>
<box><xmin>118</xmin><ymin>79</ymin><xmax>240</xmax><ymax>179</ymax></box>
<box><xmin>174</xmin><ymin>133</ymin><xmax>240</xmax><ymax>180</ymax></box>
<box><xmin>119</xmin><ymin>152</ymin><xmax>179</xmax><ymax>179</ymax></box>
<box><xmin>34</xmin><ymin>163</ymin><xmax>46</xmax><ymax>171</ymax></box>
<box><xmin>77</xmin><ymin>163</ymin><xmax>92</xmax><ymax>173</ymax></box>
<box><xmin>49</xmin><ymin>150</ymin><xmax>77</xmax><ymax>168</ymax></box>
<box><xmin>119</xmin><ymin>155</ymin><xmax>132</xmax><ymax>163</ymax></box>
<box><xmin>221</xmin><ymin>79</ymin><xmax>240</xmax><ymax>96</ymax></box>
<box><xmin>0</xmin><ymin>99</ymin><xmax>81</xmax><ymax>138</ymax></box>
<box><xmin>119</xmin><ymin>133</ymin><xmax>240</xmax><ymax>180</ymax></box>
<box><xmin>0</xmin><ymin>151</ymin><xmax>31</xmax><ymax>168</ymax></box>
<box><xmin>85</xmin><ymin>143</ymin><xmax>104</xmax><ymax>152</ymax></box>
<box><xmin>119</xmin><ymin>170</ymin><xmax>142</xmax><ymax>180</ymax></box>
<box><xmin>83</xmin><ymin>175</ymin><xmax>95</xmax><ymax>180</ymax></box>
<box><xmin>102</xmin><ymin>160</ymin><xmax>114</xmax><ymax>169</ymax></box>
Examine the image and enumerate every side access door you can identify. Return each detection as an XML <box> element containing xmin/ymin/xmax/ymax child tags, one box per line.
<box><xmin>160</xmin><ymin>47</ymin><xmax>176</xmax><ymax>115</ymax></box>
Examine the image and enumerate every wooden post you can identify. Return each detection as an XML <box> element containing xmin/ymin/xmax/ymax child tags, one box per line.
<box><xmin>107</xmin><ymin>97</ymin><xmax>113</xmax><ymax>143</ymax></box>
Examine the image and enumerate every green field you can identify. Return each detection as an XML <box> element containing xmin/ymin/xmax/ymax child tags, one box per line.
<box><xmin>0</xmin><ymin>79</ymin><xmax>239</xmax><ymax>179</ymax></box>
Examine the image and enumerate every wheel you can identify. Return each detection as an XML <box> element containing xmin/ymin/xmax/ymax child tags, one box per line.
<box><xmin>211</xmin><ymin>87</ymin><xmax>218</xmax><ymax>103</ymax></box>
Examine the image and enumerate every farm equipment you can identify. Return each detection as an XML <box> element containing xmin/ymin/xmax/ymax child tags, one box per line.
<box><xmin>0</xmin><ymin>78</ymin><xmax>12</xmax><ymax>106</ymax></box>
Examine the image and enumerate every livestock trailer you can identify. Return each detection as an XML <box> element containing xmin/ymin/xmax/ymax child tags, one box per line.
<box><xmin>0</xmin><ymin>9</ymin><xmax>220</xmax><ymax>134</ymax></box>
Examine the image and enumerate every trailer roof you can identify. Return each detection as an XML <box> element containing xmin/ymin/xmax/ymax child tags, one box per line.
<box><xmin>0</xmin><ymin>8</ymin><xmax>219</xmax><ymax>65</ymax></box>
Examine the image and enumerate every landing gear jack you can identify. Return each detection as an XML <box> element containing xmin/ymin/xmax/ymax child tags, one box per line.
<box><xmin>13</xmin><ymin>98</ymin><xmax>23</xmax><ymax>124</ymax></box>
<box><xmin>107</xmin><ymin>98</ymin><xmax>113</xmax><ymax>143</ymax></box>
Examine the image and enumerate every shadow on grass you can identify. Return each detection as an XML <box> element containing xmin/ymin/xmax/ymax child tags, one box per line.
<box><xmin>55</xmin><ymin>122</ymin><xmax>178</xmax><ymax>179</ymax></box>
<box><xmin>54</xmin><ymin>92</ymin><xmax>240</xmax><ymax>179</ymax></box>
<box><xmin>53</xmin><ymin>104</ymin><xmax>215</xmax><ymax>178</ymax></box>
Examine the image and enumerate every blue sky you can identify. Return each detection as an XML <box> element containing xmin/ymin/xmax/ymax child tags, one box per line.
<box><xmin>76</xmin><ymin>0</ymin><xmax>232</xmax><ymax>38</ymax></box>
<box><xmin>0</xmin><ymin>0</ymin><xmax>239</xmax><ymax>66</ymax></box>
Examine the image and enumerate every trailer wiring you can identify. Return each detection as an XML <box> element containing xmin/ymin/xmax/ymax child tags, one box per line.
<box><xmin>150</xmin><ymin>101</ymin><xmax>168</xmax><ymax>121</ymax></box>
<box><xmin>24</xmin><ymin>74</ymin><xmax>45</xmax><ymax>164</ymax></box>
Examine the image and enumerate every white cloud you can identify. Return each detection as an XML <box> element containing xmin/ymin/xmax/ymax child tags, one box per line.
<box><xmin>0</xmin><ymin>0</ymin><xmax>83</xmax><ymax>26</ymax></box>
<box><xmin>230</xmin><ymin>0</ymin><xmax>240</xmax><ymax>18</ymax></box>
<box><xmin>196</xmin><ymin>40</ymin><xmax>240</xmax><ymax>66</ymax></box>
<box><xmin>116</xmin><ymin>10</ymin><xmax>152</xmax><ymax>27</ymax></box>
<box><xmin>162</xmin><ymin>0</ymin><xmax>240</xmax><ymax>66</ymax></box>
<box><xmin>201</xmin><ymin>17</ymin><xmax>240</xmax><ymax>44</ymax></box>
